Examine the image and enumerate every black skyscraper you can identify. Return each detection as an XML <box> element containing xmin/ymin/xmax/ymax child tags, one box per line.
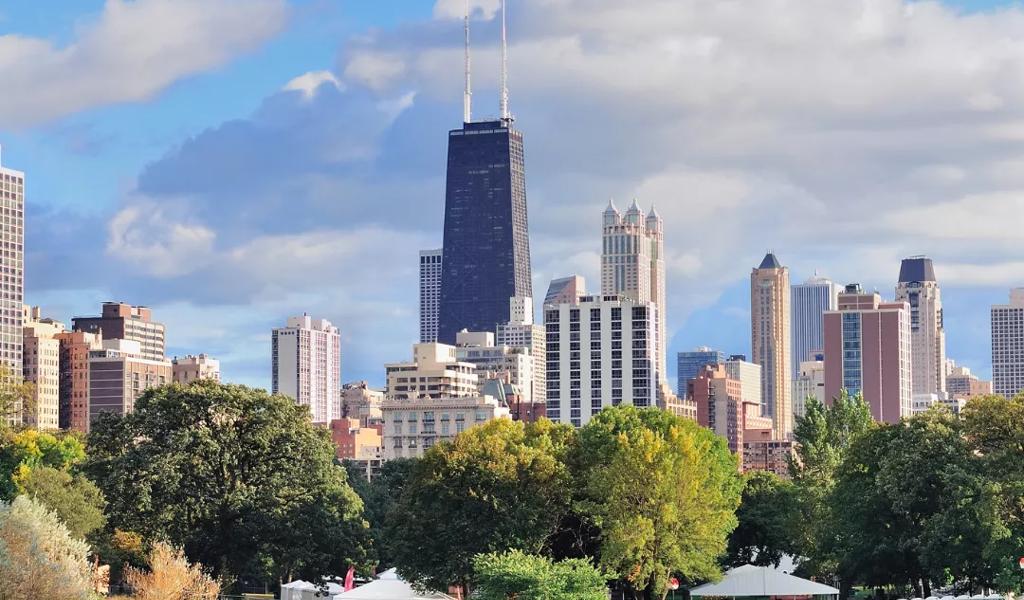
<box><xmin>437</xmin><ymin>119</ymin><xmax>532</xmax><ymax>343</ymax></box>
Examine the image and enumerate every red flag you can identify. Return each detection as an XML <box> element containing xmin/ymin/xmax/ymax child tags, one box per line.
<box><xmin>344</xmin><ymin>566</ymin><xmax>355</xmax><ymax>591</ymax></box>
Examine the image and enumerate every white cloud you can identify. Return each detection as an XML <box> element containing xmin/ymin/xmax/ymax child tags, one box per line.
<box><xmin>343</xmin><ymin>52</ymin><xmax>407</xmax><ymax>92</ymax></box>
<box><xmin>283</xmin><ymin>70</ymin><xmax>342</xmax><ymax>99</ymax></box>
<box><xmin>0</xmin><ymin>0</ymin><xmax>288</xmax><ymax>127</ymax></box>
<box><xmin>107</xmin><ymin>203</ymin><xmax>216</xmax><ymax>278</ymax></box>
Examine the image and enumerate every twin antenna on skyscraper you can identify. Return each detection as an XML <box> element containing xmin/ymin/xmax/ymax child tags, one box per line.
<box><xmin>464</xmin><ymin>0</ymin><xmax>511</xmax><ymax>124</ymax></box>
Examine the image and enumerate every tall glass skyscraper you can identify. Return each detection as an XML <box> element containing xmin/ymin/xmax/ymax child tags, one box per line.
<box><xmin>791</xmin><ymin>275</ymin><xmax>838</xmax><ymax>377</ymax></box>
<box><xmin>676</xmin><ymin>347</ymin><xmax>725</xmax><ymax>397</ymax></box>
<box><xmin>437</xmin><ymin>119</ymin><xmax>532</xmax><ymax>343</ymax></box>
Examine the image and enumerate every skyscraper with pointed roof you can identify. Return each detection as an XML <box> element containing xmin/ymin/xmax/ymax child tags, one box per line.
<box><xmin>751</xmin><ymin>252</ymin><xmax>793</xmax><ymax>439</ymax></box>
<box><xmin>600</xmin><ymin>199</ymin><xmax>667</xmax><ymax>381</ymax></box>
<box><xmin>895</xmin><ymin>256</ymin><xmax>946</xmax><ymax>397</ymax></box>
<box><xmin>437</xmin><ymin>1</ymin><xmax>532</xmax><ymax>343</ymax></box>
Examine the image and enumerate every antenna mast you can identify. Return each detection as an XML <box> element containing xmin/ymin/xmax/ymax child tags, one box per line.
<box><xmin>463</xmin><ymin>0</ymin><xmax>472</xmax><ymax>123</ymax></box>
<box><xmin>500</xmin><ymin>0</ymin><xmax>510</xmax><ymax>121</ymax></box>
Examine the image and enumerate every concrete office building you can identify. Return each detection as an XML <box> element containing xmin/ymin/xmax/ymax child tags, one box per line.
<box><xmin>22</xmin><ymin>306</ymin><xmax>64</xmax><ymax>430</ymax></box>
<box><xmin>601</xmin><ymin>200</ymin><xmax>667</xmax><ymax>382</ymax></box>
<box><xmin>793</xmin><ymin>356</ymin><xmax>825</xmax><ymax>419</ymax></box>
<box><xmin>824</xmin><ymin>284</ymin><xmax>913</xmax><ymax>423</ymax></box>
<box><xmin>172</xmin><ymin>354</ymin><xmax>220</xmax><ymax>384</ymax></box>
<box><xmin>88</xmin><ymin>339</ymin><xmax>172</xmax><ymax>427</ymax></box>
<box><xmin>544</xmin><ymin>275</ymin><xmax>586</xmax><ymax>307</ymax></box>
<box><xmin>751</xmin><ymin>253</ymin><xmax>793</xmax><ymax>438</ymax></box>
<box><xmin>419</xmin><ymin>249</ymin><xmax>442</xmax><ymax>343</ymax></box>
<box><xmin>895</xmin><ymin>257</ymin><xmax>947</xmax><ymax>397</ymax></box>
<box><xmin>991</xmin><ymin>289</ymin><xmax>1024</xmax><ymax>398</ymax></box>
<box><xmin>544</xmin><ymin>294</ymin><xmax>659</xmax><ymax>427</ymax></box>
<box><xmin>385</xmin><ymin>343</ymin><xmax>479</xmax><ymax>400</ymax></box>
<box><xmin>0</xmin><ymin>152</ymin><xmax>24</xmax><ymax>427</ymax></box>
<box><xmin>791</xmin><ymin>275</ymin><xmax>838</xmax><ymax>375</ymax></box>
<box><xmin>73</xmin><ymin>302</ymin><xmax>165</xmax><ymax>362</ymax></box>
<box><xmin>724</xmin><ymin>355</ymin><xmax>762</xmax><ymax>413</ymax></box>
<box><xmin>55</xmin><ymin>330</ymin><xmax>102</xmax><ymax>431</ymax></box>
<box><xmin>381</xmin><ymin>394</ymin><xmax>510</xmax><ymax>460</ymax></box>
<box><xmin>676</xmin><ymin>347</ymin><xmax>726</xmax><ymax>397</ymax></box>
<box><xmin>496</xmin><ymin>297</ymin><xmax>546</xmax><ymax>406</ymax></box>
<box><xmin>271</xmin><ymin>315</ymin><xmax>341</xmax><ymax>424</ymax></box>
<box><xmin>455</xmin><ymin>330</ymin><xmax>535</xmax><ymax>404</ymax></box>
<box><xmin>945</xmin><ymin>362</ymin><xmax>992</xmax><ymax>400</ymax></box>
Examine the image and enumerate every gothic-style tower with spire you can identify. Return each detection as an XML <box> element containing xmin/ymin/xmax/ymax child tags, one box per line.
<box><xmin>601</xmin><ymin>199</ymin><xmax>667</xmax><ymax>382</ymax></box>
<box><xmin>438</xmin><ymin>0</ymin><xmax>533</xmax><ymax>342</ymax></box>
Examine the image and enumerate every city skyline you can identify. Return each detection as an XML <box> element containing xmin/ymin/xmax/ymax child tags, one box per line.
<box><xmin>2</xmin><ymin>0</ymin><xmax>1021</xmax><ymax>389</ymax></box>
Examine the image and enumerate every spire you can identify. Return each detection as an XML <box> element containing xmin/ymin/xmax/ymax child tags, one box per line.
<box><xmin>627</xmin><ymin>198</ymin><xmax>642</xmax><ymax>214</ymax></box>
<box><xmin>604</xmin><ymin>197</ymin><xmax>619</xmax><ymax>214</ymax></box>
<box><xmin>499</xmin><ymin>0</ymin><xmax>510</xmax><ymax>122</ymax></box>
<box><xmin>463</xmin><ymin>0</ymin><xmax>472</xmax><ymax>123</ymax></box>
<box><xmin>758</xmin><ymin>252</ymin><xmax>782</xmax><ymax>270</ymax></box>
<box><xmin>646</xmin><ymin>203</ymin><xmax>661</xmax><ymax>220</ymax></box>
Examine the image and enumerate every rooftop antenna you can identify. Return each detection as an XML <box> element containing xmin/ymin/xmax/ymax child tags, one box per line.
<box><xmin>499</xmin><ymin>0</ymin><xmax>510</xmax><ymax>122</ymax></box>
<box><xmin>463</xmin><ymin>0</ymin><xmax>472</xmax><ymax>123</ymax></box>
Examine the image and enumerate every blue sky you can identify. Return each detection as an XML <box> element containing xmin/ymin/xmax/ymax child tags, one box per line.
<box><xmin>2</xmin><ymin>0</ymin><xmax>1022</xmax><ymax>389</ymax></box>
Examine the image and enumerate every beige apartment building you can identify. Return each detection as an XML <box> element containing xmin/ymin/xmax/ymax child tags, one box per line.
<box><xmin>385</xmin><ymin>343</ymin><xmax>479</xmax><ymax>400</ymax></box>
<box><xmin>22</xmin><ymin>306</ymin><xmax>64</xmax><ymax>429</ymax></box>
<box><xmin>751</xmin><ymin>253</ymin><xmax>793</xmax><ymax>439</ymax></box>
<box><xmin>381</xmin><ymin>394</ymin><xmax>510</xmax><ymax>460</ymax></box>
<box><xmin>172</xmin><ymin>354</ymin><xmax>221</xmax><ymax>384</ymax></box>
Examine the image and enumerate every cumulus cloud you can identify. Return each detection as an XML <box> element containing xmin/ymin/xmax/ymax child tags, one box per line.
<box><xmin>30</xmin><ymin>0</ymin><xmax>1024</xmax><ymax>385</ymax></box>
<box><xmin>0</xmin><ymin>0</ymin><xmax>288</xmax><ymax>127</ymax></box>
<box><xmin>107</xmin><ymin>202</ymin><xmax>216</xmax><ymax>278</ymax></box>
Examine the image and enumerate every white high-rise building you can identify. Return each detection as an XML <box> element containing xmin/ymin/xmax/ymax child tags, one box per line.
<box><xmin>895</xmin><ymin>257</ymin><xmax>947</xmax><ymax>397</ymax></box>
<box><xmin>791</xmin><ymin>275</ymin><xmax>838</xmax><ymax>376</ymax></box>
<box><xmin>793</xmin><ymin>358</ymin><xmax>825</xmax><ymax>419</ymax></box>
<box><xmin>992</xmin><ymin>288</ymin><xmax>1024</xmax><ymax>398</ymax></box>
<box><xmin>22</xmin><ymin>306</ymin><xmax>64</xmax><ymax>430</ymax></box>
<box><xmin>272</xmin><ymin>315</ymin><xmax>341</xmax><ymax>424</ymax></box>
<box><xmin>419</xmin><ymin>249</ymin><xmax>442</xmax><ymax>343</ymax></box>
<box><xmin>601</xmin><ymin>200</ymin><xmax>667</xmax><ymax>383</ymax></box>
<box><xmin>724</xmin><ymin>355</ymin><xmax>762</xmax><ymax>412</ymax></box>
<box><xmin>496</xmin><ymin>297</ymin><xmax>546</xmax><ymax>406</ymax></box>
<box><xmin>544</xmin><ymin>294</ymin><xmax>659</xmax><ymax>427</ymax></box>
<box><xmin>0</xmin><ymin>151</ymin><xmax>24</xmax><ymax>427</ymax></box>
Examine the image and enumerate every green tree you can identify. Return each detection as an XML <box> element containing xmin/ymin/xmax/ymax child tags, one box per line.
<box><xmin>788</xmin><ymin>391</ymin><xmax>874</xmax><ymax>579</ymax></box>
<box><xmin>0</xmin><ymin>428</ymin><xmax>87</xmax><ymax>501</ymax></box>
<box><xmin>0</xmin><ymin>495</ymin><xmax>94</xmax><ymax>600</ymax></box>
<box><xmin>20</xmin><ymin>465</ymin><xmax>106</xmax><ymax>539</ymax></box>
<box><xmin>84</xmin><ymin>380</ymin><xmax>371</xmax><ymax>587</ymax></box>
<box><xmin>830</xmin><ymin>410</ymin><xmax>1004</xmax><ymax>595</ymax></box>
<box><xmin>725</xmin><ymin>471</ymin><xmax>799</xmax><ymax>568</ymax></box>
<box><xmin>962</xmin><ymin>393</ymin><xmax>1024</xmax><ymax>591</ymax></box>
<box><xmin>0</xmin><ymin>365</ymin><xmax>35</xmax><ymax>428</ymax></box>
<box><xmin>387</xmin><ymin>418</ymin><xmax>574</xmax><ymax>594</ymax></box>
<box><xmin>472</xmin><ymin>550</ymin><xmax>607</xmax><ymax>600</ymax></box>
<box><xmin>574</xmin><ymin>406</ymin><xmax>742</xmax><ymax>600</ymax></box>
<box><xmin>345</xmin><ymin>457</ymin><xmax>418</xmax><ymax>569</ymax></box>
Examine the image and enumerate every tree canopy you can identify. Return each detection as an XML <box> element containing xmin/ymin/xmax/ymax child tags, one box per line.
<box><xmin>725</xmin><ymin>471</ymin><xmax>799</xmax><ymax>568</ymax></box>
<box><xmin>471</xmin><ymin>550</ymin><xmax>607</xmax><ymax>600</ymax></box>
<box><xmin>84</xmin><ymin>380</ymin><xmax>371</xmax><ymax>587</ymax></box>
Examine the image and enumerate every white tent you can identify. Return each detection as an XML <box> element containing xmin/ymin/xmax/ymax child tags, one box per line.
<box><xmin>331</xmin><ymin>568</ymin><xmax>455</xmax><ymax>600</ymax></box>
<box><xmin>690</xmin><ymin>565</ymin><xmax>840</xmax><ymax>598</ymax></box>
<box><xmin>281</xmin><ymin>580</ymin><xmax>317</xmax><ymax>600</ymax></box>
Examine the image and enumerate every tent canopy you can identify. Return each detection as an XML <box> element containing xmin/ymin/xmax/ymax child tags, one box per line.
<box><xmin>690</xmin><ymin>565</ymin><xmax>840</xmax><ymax>598</ymax></box>
<box><xmin>331</xmin><ymin>568</ymin><xmax>455</xmax><ymax>600</ymax></box>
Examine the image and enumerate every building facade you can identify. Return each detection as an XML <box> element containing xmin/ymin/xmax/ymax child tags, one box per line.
<box><xmin>456</xmin><ymin>330</ymin><xmax>535</xmax><ymax>405</ymax></box>
<box><xmin>723</xmin><ymin>355</ymin><xmax>762</xmax><ymax>413</ymax></box>
<box><xmin>544</xmin><ymin>275</ymin><xmax>586</xmax><ymax>307</ymax></box>
<box><xmin>381</xmin><ymin>394</ymin><xmax>510</xmax><ymax>460</ymax></box>
<box><xmin>793</xmin><ymin>356</ymin><xmax>825</xmax><ymax>419</ymax></box>
<box><xmin>544</xmin><ymin>295</ymin><xmax>659</xmax><ymax>427</ymax></box>
<box><xmin>751</xmin><ymin>253</ymin><xmax>793</xmax><ymax>438</ymax></box>
<box><xmin>601</xmin><ymin>200</ymin><xmax>666</xmax><ymax>382</ymax></box>
<box><xmin>0</xmin><ymin>154</ymin><xmax>24</xmax><ymax>427</ymax></box>
<box><xmin>742</xmin><ymin>431</ymin><xmax>795</xmax><ymax>478</ymax></box>
<box><xmin>73</xmin><ymin>302</ymin><xmax>165</xmax><ymax>362</ymax></box>
<box><xmin>824</xmin><ymin>284</ymin><xmax>913</xmax><ymax>423</ymax></box>
<box><xmin>171</xmin><ymin>354</ymin><xmax>220</xmax><ymax>384</ymax></box>
<box><xmin>676</xmin><ymin>347</ymin><xmax>726</xmax><ymax>397</ymax></box>
<box><xmin>22</xmin><ymin>306</ymin><xmax>64</xmax><ymax>429</ymax></box>
<box><xmin>88</xmin><ymin>339</ymin><xmax>172</xmax><ymax>427</ymax></box>
<box><xmin>791</xmin><ymin>275</ymin><xmax>838</xmax><ymax>375</ymax></box>
<box><xmin>341</xmin><ymin>381</ymin><xmax>385</xmax><ymax>427</ymax></box>
<box><xmin>946</xmin><ymin>363</ymin><xmax>992</xmax><ymax>400</ymax></box>
<box><xmin>438</xmin><ymin>120</ymin><xmax>532</xmax><ymax>343</ymax></box>
<box><xmin>496</xmin><ymin>296</ymin><xmax>546</xmax><ymax>407</ymax></box>
<box><xmin>55</xmin><ymin>330</ymin><xmax>102</xmax><ymax>431</ymax></box>
<box><xmin>419</xmin><ymin>249</ymin><xmax>443</xmax><ymax>343</ymax></box>
<box><xmin>991</xmin><ymin>288</ymin><xmax>1024</xmax><ymax>398</ymax></box>
<box><xmin>895</xmin><ymin>257</ymin><xmax>947</xmax><ymax>397</ymax></box>
<box><xmin>271</xmin><ymin>315</ymin><xmax>341</xmax><ymax>424</ymax></box>
<box><xmin>385</xmin><ymin>343</ymin><xmax>479</xmax><ymax>400</ymax></box>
